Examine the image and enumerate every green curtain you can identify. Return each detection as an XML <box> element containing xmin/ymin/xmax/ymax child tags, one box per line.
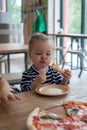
<box><xmin>33</xmin><ymin>9</ymin><xmax>46</xmax><ymax>33</ymax></box>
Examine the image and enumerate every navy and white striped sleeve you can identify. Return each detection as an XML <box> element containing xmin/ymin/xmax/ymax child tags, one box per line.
<box><xmin>52</xmin><ymin>69</ymin><xmax>63</xmax><ymax>84</ymax></box>
<box><xmin>45</xmin><ymin>66</ymin><xmax>63</xmax><ymax>84</ymax></box>
<box><xmin>20</xmin><ymin>70</ymin><xmax>33</xmax><ymax>92</ymax></box>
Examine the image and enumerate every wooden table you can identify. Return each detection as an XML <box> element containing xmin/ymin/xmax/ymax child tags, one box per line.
<box><xmin>0</xmin><ymin>77</ymin><xmax>87</xmax><ymax>130</ymax></box>
<box><xmin>0</xmin><ymin>43</ymin><xmax>28</xmax><ymax>73</ymax></box>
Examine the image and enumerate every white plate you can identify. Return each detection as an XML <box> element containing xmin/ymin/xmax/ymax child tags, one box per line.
<box><xmin>35</xmin><ymin>84</ymin><xmax>69</xmax><ymax>96</ymax></box>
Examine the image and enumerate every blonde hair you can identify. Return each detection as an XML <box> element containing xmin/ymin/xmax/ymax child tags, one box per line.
<box><xmin>28</xmin><ymin>33</ymin><xmax>54</xmax><ymax>53</ymax></box>
<box><xmin>29</xmin><ymin>33</ymin><xmax>48</xmax><ymax>43</ymax></box>
<box><xmin>28</xmin><ymin>33</ymin><xmax>48</xmax><ymax>51</ymax></box>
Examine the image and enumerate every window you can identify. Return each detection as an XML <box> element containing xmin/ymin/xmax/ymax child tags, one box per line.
<box><xmin>64</xmin><ymin>0</ymin><xmax>81</xmax><ymax>34</ymax></box>
<box><xmin>6</xmin><ymin>0</ymin><xmax>23</xmax><ymax>23</ymax></box>
<box><xmin>84</xmin><ymin>0</ymin><xmax>87</xmax><ymax>34</ymax></box>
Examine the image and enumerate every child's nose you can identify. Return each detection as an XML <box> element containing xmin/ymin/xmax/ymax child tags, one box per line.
<box><xmin>41</xmin><ymin>54</ymin><xmax>46</xmax><ymax>59</ymax></box>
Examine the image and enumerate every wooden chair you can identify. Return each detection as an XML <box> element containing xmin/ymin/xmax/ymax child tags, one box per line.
<box><xmin>55</xmin><ymin>47</ymin><xmax>64</xmax><ymax>67</ymax></box>
<box><xmin>2</xmin><ymin>72</ymin><xmax>22</xmax><ymax>85</ymax></box>
<box><xmin>2</xmin><ymin>72</ymin><xmax>22</xmax><ymax>93</ymax></box>
<box><xmin>48</xmin><ymin>34</ymin><xmax>64</xmax><ymax>66</ymax></box>
<box><xmin>62</xmin><ymin>37</ymin><xmax>87</xmax><ymax>78</ymax></box>
<box><xmin>66</xmin><ymin>50</ymin><xmax>84</xmax><ymax>77</ymax></box>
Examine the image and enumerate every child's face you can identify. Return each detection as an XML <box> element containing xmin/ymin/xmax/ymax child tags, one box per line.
<box><xmin>29</xmin><ymin>40</ymin><xmax>53</xmax><ymax>70</ymax></box>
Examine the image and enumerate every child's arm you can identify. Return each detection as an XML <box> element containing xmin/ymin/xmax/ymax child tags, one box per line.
<box><xmin>0</xmin><ymin>78</ymin><xmax>21</xmax><ymax>104</ymax></box>
<box><xmin>30</xmin><ymin>70</ymin><xmax>46</xmax><ymax>90</ymax></box>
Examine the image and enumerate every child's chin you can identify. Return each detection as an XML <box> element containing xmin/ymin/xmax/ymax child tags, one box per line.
<box><xmin>40</xmin><ymin>64</ymin><xmax>47</xmax><ymax>68</ymax></box>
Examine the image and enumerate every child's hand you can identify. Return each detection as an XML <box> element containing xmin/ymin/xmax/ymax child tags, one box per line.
<box><xmin>31</xmin><ymin>69</ymin><xmax>46</xmax><ymax>90</ymax></box>
<box><xmin>62</xmin><ymin>69</ymin><xmax>71</xmax><ymax>82</ymax></box>
<box><xmin>0</xmin><ymin>87</ymin><xmax>21</xmax><ymax>104</ymax></box>
<box><xmin>35</xmin><ymin>70</ymin><xmax>46</xmax><ymax>84</ymax></box>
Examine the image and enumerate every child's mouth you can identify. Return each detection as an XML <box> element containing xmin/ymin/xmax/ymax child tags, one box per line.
<box><xmin>40</xmin><ymin>60</ymin><xmax>46</xmax><ymax>64</ymax></box>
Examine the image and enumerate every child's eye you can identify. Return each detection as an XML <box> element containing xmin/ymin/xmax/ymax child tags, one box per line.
<box><xmin>46</xmin><ymin>53</ymin><xmax>51</xmax><ymax>56</ymax></box>
<box><xmin>36</xmin><ymin>53</ymin><xmax>41</xmax><ymax>55</ymax></box>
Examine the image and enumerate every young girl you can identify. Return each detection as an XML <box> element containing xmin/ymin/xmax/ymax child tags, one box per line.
<box><xmin>20</xmin><ymin>33</ymin><xmax>71</xmax><ymax>92</ymax></box>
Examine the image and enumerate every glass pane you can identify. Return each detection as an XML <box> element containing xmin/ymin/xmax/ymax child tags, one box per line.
<box><xmin>85</xmin><ymin>0</ymin><xmax>87</xmax><ymax>34</ymax></box>
<box><xmin>67</xmin><ymin>0</ymin><xmax>81</xmax><ymax>33</ymax></box>
<box><xmin>7</xmin><ymin>0</ymin><xmax>22</xmax><ymax>23</ymax></box>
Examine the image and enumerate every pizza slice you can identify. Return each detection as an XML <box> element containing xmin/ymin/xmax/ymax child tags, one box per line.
<box><xmin>51</xmin><ymin>63</ymin><xmax>64</xmax><ymax>74</ymax></box>
<box><xmin>64</xmin><ymin>101</ymin><xmax>87</xmax><ymax>122</ymax></box>
<box><xmin>26</xmin><ymin>107</ymin><xmax>64</xmax><ymax>130</ymax></box>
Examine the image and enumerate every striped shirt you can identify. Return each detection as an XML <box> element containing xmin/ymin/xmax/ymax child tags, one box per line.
<box><xmin>20</xmin><ymin>65</ymin><xmax>63</xmax><ymax>92</ymax></box>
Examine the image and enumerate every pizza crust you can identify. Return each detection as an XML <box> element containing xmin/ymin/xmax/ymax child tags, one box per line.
<box><xmin>51</xmin><ymin>63</ymin><xmax>64</xmax><ymax>74</ymax></box>
<box><xmin>64</xmin><ymin>100</ymin><xmax>87</xmax><ymax>107</ymax></box>
<box><xmin>27</xmin><ymin>107</ymin><xmax>39</xmax><ymax>130</ymax></box>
